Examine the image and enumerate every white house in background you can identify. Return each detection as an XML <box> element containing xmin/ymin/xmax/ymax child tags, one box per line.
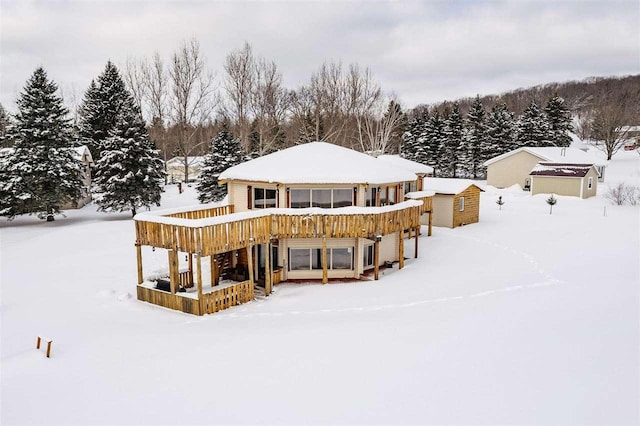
<box><xmin>166</xmin><ymin>156</ymin><xmax>205</xmax><ymax>182</ymax></box>
<box><xmin>483</xmin><ymin>147</ymin><xmax>608</xmax><ymax>190</ymax></box>
<box><xmin>0</xmin><ymin>145</ymin><xmax>94</xmax><ymax>209</ymax></box>
<box><xmin>529</xmin><ymin>163</ymin><xmax>599</xmax><ymax>199</ymax></box>
<box><xmin>376</xmin><ymin>155</ymin><xmax>434</xmax><ymax>193</ymax></box>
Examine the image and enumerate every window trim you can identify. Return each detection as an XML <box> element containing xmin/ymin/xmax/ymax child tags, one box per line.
<box><xmin>253</xmin><ymin>187</ymin><xmax>277</xmax><ymax>209</ymax></box>
<box><xmin>588</xmin><ymin>176</ymin><xmax>593</xmax><ymax>189</ymax></box>
<box><xmin>288</xmin><ymin>247</ymin><xmax>354</xmax><ymax>271</ymax></box>
<box><xmin>458</xmin><ymin>196</ymin><xmax>465</xmax><ymax>212</ymax></box>
<box><xmin>288</xmin><ymin>188</ymin><xmax>356</xmax><ymax>209</ymax></box>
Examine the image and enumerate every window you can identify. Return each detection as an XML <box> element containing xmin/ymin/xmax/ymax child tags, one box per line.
<box><xmin>290</xmin><ymin>189</ymin><xmax>310</xmax><ymax>208</ymax></box>
<box><xmin>379</xmin><ymin>187</ymin><xmax>387</xmax><ymax>206</ymax></box>
<box><xmin>588</xmin><ymin>177</ymin><xmax>593</xmax><ymax>189</ymax></box>
<box><xmin>379</xmin><ymin>185</ymin><xmax>399</xmax><ymax>206</ymax></box>
<box><xmin>363</xmin><ymin>243</ymin><xmax>374</xmax><ymax>268</ymax></box>
<box><xmin>458</xmin><ymin>197</ymin><xmax>465</xmax><ymax>212</ymax></box>
<box><xmin>253</xmin><ymin>188</ymin><xmax>277</xmax><ymax>209</ymax></box>
<box><xmin>289</xmin><ymin>188</ymin><xmax>355</xmax><ymax>209</ymax></box>
<box><xmin>288</xmin><ymin>247</ymin><xmax>354</xmax><ymax>271</ymax></box>
<box><xmin>388</xmin><ymin>187</ymin><xmax>396</xmax><ymax>205</ymax></box>
<box><xmin>404</xmin><ymin>181</ymin><xmax>416</xmax><ymax>194</ymax></box>
<box><xmin>365</xmin><ymin>188</ymin><xmax>377</xmax><ymax>207</ymax></box>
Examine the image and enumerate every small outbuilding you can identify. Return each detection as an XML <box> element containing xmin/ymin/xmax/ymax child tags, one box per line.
<box><xmin>483</xmin><ymin>147</ymin><xmax>607</xmax><ymax>190</ymax></box>
<box><xmin>529</xmin><ymin>163</ymin><xmax>599</xmax><ymax>199</ymax></box>
<box><xmin>420</xmin><ymin>178</ymin><xmax>484</xmax><ymax>228</ymax></box>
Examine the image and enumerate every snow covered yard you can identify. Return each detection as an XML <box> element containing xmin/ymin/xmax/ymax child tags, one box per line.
<box><xmin>1</xmin><ymin>154</ymin><xmax>639</xmax><ymax>425</ymax></box>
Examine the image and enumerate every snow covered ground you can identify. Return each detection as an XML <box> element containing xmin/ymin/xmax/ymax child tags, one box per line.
<box><xmin>1</xmin><ymin>151</ymin><xmax>638</xmax><ymax>425</ymax></box>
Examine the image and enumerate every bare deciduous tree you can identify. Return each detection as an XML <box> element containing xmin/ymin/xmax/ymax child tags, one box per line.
<box><xmin>224</xmin><ymin>42</ymin><xmax>255</xmax><ymax>150</ymax></box>
<box><xmin>123</xmin><ymin>57</ymin><xmax>147</xmax><ymax>118</ymax></box>
<box><xmin>356</xmin><ymin>97</ymin><xmax>405</xmax><ymax>155</ymax></box>
<box><xmin>169</xmin><ymin>38</ymin><xmax>217</xmax><ymax>182</ymax></box>
<box><xmin>590</xmin><ymin>91</ymin><xmax>638</xmax><ymax>160</ymax></box>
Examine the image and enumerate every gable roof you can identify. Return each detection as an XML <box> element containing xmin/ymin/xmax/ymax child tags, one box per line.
<box><xmin>218</xmin><ymin>142</ymin><xmax>417</xmax><ymax>184</ymax></box>
<box><xmin>166</xmin><ymin>156</ymin><xmax>205</xmax><ymax>167</ymax></box>
<box><xmin>421</xmin><ymin>177</ymin><xmax>484</xmax><ymax>195</ymax></box>
<box><xmin>529</xmin><ymin>163</ymin><xmax>596</xmax><ymax>178</ymax></box>
<box><xmin>483</xmin><ymin>147</ymin><xmax>608</xmax><ymax>167</ymax></box>
<box><xmin>376</xmin><ymin>155</ymin><xmax>434</xmax><ymax>175</ymax></box>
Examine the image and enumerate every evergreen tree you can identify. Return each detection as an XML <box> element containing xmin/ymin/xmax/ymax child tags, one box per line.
<box><xmin>485</xmin><ymin>103</ymin><xmax>516</xmax><ymax>156</ymax></box>
<box><xmin>0</xmin><ymin>103</ymin><xmax>11</xmax><ymax>147</ymax></box>
<box><xmin>197</xmin><ymin>124</ymin><xmax>246</xmax><ymax>203</ymax></box>
<box><xmin>92</xmin><ymin>101</ymin><xmax>165</xmax><ymax>217</ymax></box>
<box><xmin>400</xmin><ymin>108</ymin><xmax>426</xmax><ymax>162</ymax></box>
<box><xmin>465</xmin><ymin>96</ymin><xmax>487</xmax><ymax>178</ymax></box>
<box><xmin>544</xmin><ymin>94</ymin><xmax>573</xmax><ymax>147</ymax></box>
<box><xmin>442</xmin><ymin>103</ymin><xmax>465</xmax><ymax>177</ymax></box>
<box><xmin>0</xmin><ymin>68</ymin><xmax>83</xmax><ymax>221</ymax></box>
<box><xmin>78</xmin><ymin>61</ymin><xmax>131</xmax><ymax>159</ymax></box>
<box><xmin>424</xmin><ymin>110</ymin><xmax>446</xmax><ymax>176</ymax></box>
<box><xmin>515</xmin><ymin>101</ymin><xmax>552</xmax><ymax>147</ymax></box>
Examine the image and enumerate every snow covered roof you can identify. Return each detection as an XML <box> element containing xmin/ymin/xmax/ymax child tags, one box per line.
<box><xmin>405</xmin><ymin>190</ymin><xmax>436</xmax><ymax>199</ymax></box>
<box><xmin>421</xmin><ymin>178</ymin><xmax>484</xmax><ymax>195</ymax></box>
<box><xmin>483</xmin><ymin>147</ymin><xmax>608</xmax><ymax>167</ymax></box>
<box><xmin>166</xmin><ymin>156</ymin><xmax>206</xmax><ymax>167</ymax></box>
<box><xmin>71</xmin><ymin>146</ymin><xmax>93</xmax><ymax>166</ymax></box>
<box><xmin>529</xmin><ymin>163</ymin><xmax>595</xmax><ymax>178</ymax></box>
<box><xmin>218</xmin><ymin>142</ymin><xmax>417</xmax><ymax>185</ymax></box>
<box><xmin>376</xmin><ymin>155</ymin><xmax>434</xmax><ymax>175</ymax></box>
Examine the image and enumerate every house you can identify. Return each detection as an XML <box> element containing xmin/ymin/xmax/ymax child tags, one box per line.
<box><xmin>165</xmin><ymin>156</ymin><xmax>205</xmax><ymax>182</ymax></box>
<box><xmin>483</xmin><ymin>147</ymin><xmax>608</xmax><ymax>190</ymax></box>
<box><xmin>376</xmin><ymin>155</ymin><xmax>434</xmax><ymax>193</ymax></box>
<box><xmin>0</xmin><ymin>145</ymin><xmax>94</xmax><ymax>209</ymax></box>
<box><xmin>133</xmin><ymin>142</ymin><xmax>433</xmax><ymax>316</ymax></box>
<box><xmin>66</xmin><ymin>145</ymin><xmax>94</xmax><ymax>208</ymax></box>
<box><xmin>529</xmin><ymin>163</ymin><xmax>599</xmax><ymax>198</ymax></box>
<box><xmin>417</xmin><ymin>178</ymin><xmax>483</xmax><ymax>228</ymax></box>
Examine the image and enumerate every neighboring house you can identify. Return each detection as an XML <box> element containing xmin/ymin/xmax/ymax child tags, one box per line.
<box><xmin>66</xmin><ymin>145</ymin><xmax>94</xmax><ymax>208</ymax></box>
<box><xmin>420</xmin><ymin>178</ymin><xmax>483</xmax><ymax>228</ymax></box>
<box><xmin>529</xmin><ymin>163</ymin><xmax>599</xmax><ymax>199</ymax></box>
<box><xmin>483</xmin><ymin>147</ymin><xmax>608</xmax><ymax>190</ymax></box>
<box><xmin>376</xmin><ymin>155</ymin><xmax>434</xmax><ymax>193</ymax></box>
<box><xmin>0</xmin><ymin>145</ymin><xmax>94</xmax><ymax>209</ymax></box>
<box><xmin>133</xmin><ymin>142</ymin><xmax>433</xmax><ymax>316</ymax></box>
<box><xmin>165</xmin><ymin>156</ymin><xmax>205</xmax><ymax>182</ymax></box>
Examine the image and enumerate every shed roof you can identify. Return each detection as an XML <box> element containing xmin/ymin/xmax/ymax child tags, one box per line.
<box><xmin>218</xmin><ymin>142</ymin><xmax>417</xmax><ymax>184</ymax></box>
<box><xmin>421</xmin><ymin>178</ymin><xmax>484</xmax><ymax>195</ymax></box>
<box><xmin>483</xmin><ymin>147</ymin><xmax>608</xmax><ymax>167</ymax></box>
<box><xmin>529</xmin><ymin>163</ymin><xmax>595</xmax><ymax>178</ymax></box>
<box><xmin>376</xmin><ymin>155</ymin><xmax>434</xmax><ymax>175</ymax></box>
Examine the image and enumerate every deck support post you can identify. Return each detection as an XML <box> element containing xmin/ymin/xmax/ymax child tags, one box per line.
<box><xmin>196</xmin><ymin>254</ymin><xmax>204</xmax><ymax>315</ymax></box>
<box><xmin>210</xmin><ymin>255</ymin><xmax>217</xmax><ymax>287</ymax></box>
<box><xmin>246</xmin><ymin>244</ymin><xmax>254</xmax><ymax>286</ymax></box>
<box><xmin>168</xmin><ymin>248</ymin><xmax>178</xmax><ymax>294</ymax></box>
<box><xmin>321</xmin><ymin>235</ymin><xmax>328</xmax><ymax>284</ymax></box>
<box><xmin>188</xmin><ymin>254</ymin><xmax>194</xmax><ymax>286</ymax></box>
<box><xmin>414</xmin><ymin>226</ymin><xmax>420</xmax><ymax>258</ymax></box>
<box><xmin>428</xmin><ymin>212</ymin><xmax>433</xmax><ymax>237</ymax></box>
<box><xmin>398</xmin><ymin>231</ymin><xmax>404</xmax><ymax>270</ymax></box>
<box><xmin>265</xmin><ymin>241</ymin><xmax>272</xmax><ymax>296</ymax></box>
<box><xmin>374</xmin><ymin>238</ymin><xmax>380</xmax><ymax>281</ymax></box>
<box><xmin>135</xmin><ymin>243</ymin><xmax>143</xmax><ymax>284</ymax></box>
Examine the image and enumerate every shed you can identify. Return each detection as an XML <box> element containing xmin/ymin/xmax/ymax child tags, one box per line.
<box><xmin>483</xmin><ymin>147</ymin><xmax>607</xmax><ymax>189</ymax></box>
<box><xmin>420</xmin><ymin>178</ymin><xmax>484</xmax><ymax>228</ymax></box>
<box><xmin>529</xmin><ymin>163</ymin><xmax>599</xmax><ymax>198</ymax></box>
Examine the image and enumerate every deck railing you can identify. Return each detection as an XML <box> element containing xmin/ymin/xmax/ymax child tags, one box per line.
<box><xmin>135</xmin><ymin>202</ymin><xmax>423</xmax><ymax>256</ymax></box>
<box><xmin>137</xmin><ymin>280</ymin><xmax>254</xmax><ymax>315</ymax></box>
<box><xmin>166</xmin><ymin>205</ymin><xmax>234</xmax><ymax>219</ymax></box>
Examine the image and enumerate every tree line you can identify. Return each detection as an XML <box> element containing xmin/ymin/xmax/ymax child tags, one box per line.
<box><xmin>401</xmin><ymin>95</ymin><xmax>573</xmax><ymax>178</ymax></box>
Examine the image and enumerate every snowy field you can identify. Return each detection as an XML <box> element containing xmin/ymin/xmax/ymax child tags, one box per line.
<box><xmin>1</xmin><ymin>151</ymin><xmax>639</xmax><ymax>425</ymax></box>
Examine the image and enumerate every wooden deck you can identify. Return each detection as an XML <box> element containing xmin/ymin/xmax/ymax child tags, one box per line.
<box><xmin>134</xmin><ymin>199</ymin><xmax>430</xmax><ymax>315</ymax></box>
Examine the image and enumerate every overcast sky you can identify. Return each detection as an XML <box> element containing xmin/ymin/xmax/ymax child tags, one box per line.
<box><xmin>1</xmin><ymin>0</ymin><xmax>639</xmax><ymax>113</ymax></box>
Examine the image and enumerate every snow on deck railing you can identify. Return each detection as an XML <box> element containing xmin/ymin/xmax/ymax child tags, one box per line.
<box><xmin>134</xmin><ymin>200</ymin><xmax>423</xmax><ymax>228</ymax></box>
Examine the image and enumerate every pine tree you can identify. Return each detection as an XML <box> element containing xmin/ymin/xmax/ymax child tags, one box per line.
<box><xmin>400</xmin><ymin>108</ymin><xmax>425</xmax><ymax>162</ymax></box>
<box><xmin>465</xmin><ymin>96</ymin><xmax>487</xmax><ymax>178</ymax></box>
<box><xmin>92</xmin><ymin>101</ymin><xmax>165</xmax><ymax>217</ymax></box>
<box><xmin>442</xmin><ymin>103</ymin><xmax>465</xmax><ymax>177</ymax></box>
<box><xmin>78</xmin><ymin>61</ymin><xmax>131</xmax><ymax>159</ymax></box>
<box><xmin>197</xmin><ymin>125</ymin><xmax>246</xmax><ymax>203</ymax></box>
<box><xmin>486</xmin><ymin>103</ymin><xmax>516</xmax><ymax>155</ymax></box>
<box><xmin>424</xmin><ymin>110</ymin><xmax>446</xmax><ymax>176</ymax></box>
<box><xmin>544</xmin><ymin>94</ymin><xmax>573</xmax><ymax>147</ymax></box>
<box><xmin>0</xmin><ymin>68</ymin><xmax>83</xmax><ymax>221</ymax></box>
<box><xmin>515</xmin><ymin>101</ymin><xmax>552</xmax><ymax>147</ymax></box>
<box><xmin>0</xmin><ymin>103</ymin><xmax>11</xmax><ymax>147</ymax></box>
